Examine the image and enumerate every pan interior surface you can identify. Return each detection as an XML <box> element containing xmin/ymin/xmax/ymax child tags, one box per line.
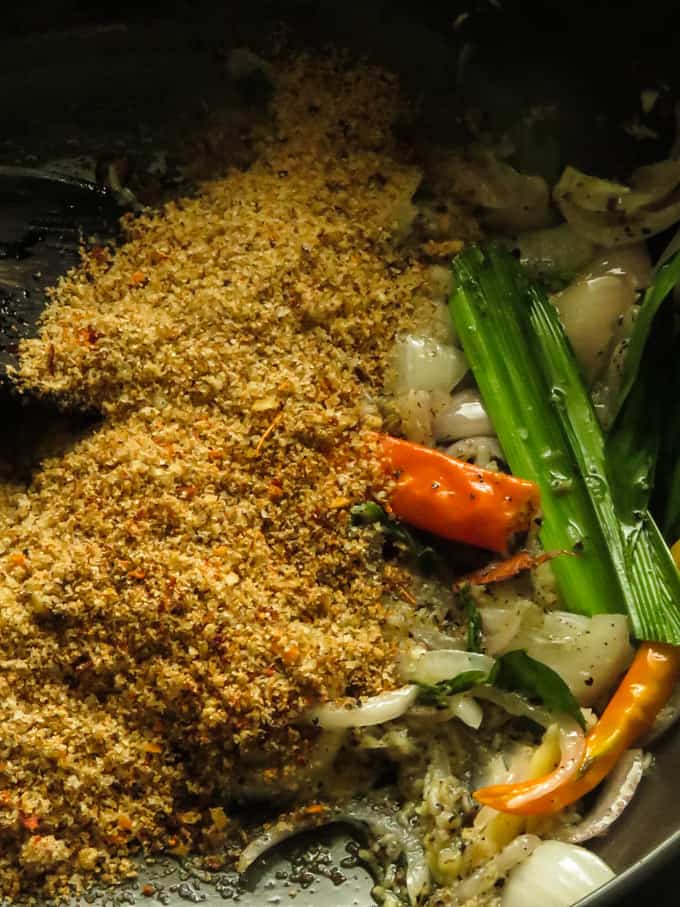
<box><xmin>1</xmin><ymin>3</ymin><xmax>679</xmax><ymax>905</ymax></box>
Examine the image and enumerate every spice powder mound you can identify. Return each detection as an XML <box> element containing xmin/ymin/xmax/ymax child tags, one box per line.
<box><xmin>0</xmin><ymin>57</ymin><xmax>427</xmax><ymax>897</ymax></box>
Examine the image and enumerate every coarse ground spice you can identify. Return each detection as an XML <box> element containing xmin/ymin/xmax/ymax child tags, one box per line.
<box><xmin>0</xmin><ymin>55</ymin><xmax>443</xmax><ymax>897</ymax></box>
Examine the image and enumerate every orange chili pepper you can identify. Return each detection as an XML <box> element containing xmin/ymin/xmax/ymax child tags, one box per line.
<box><xmin>377</xmin><ymin>435</ymin><xmax>540</xmax><ymax>554</ymax></box>
<box><xmin>474</xmin><ymin>641</ymin><xmax>680</xmax><ymax>816</ymax></box>
<box><xmin>474</xmin><ymin>543</ymin><xmax>680</xmax><ymax>816</ymax></box>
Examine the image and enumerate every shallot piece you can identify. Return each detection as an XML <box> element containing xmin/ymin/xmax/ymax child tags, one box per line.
<box><xmin>553</xmin><ymin>274</ymin><xmax>635</xmax><ymax>384</ymax></box>
<box><xmin>308</xmin><ymin>685</ymin><xmax>418</xmax><ymax>730</ymax></box>
<box><xmin>449</xmin><ymin>834</ymin><xmax>541</xmax><ymax>904</ymax></box>
<box><xmin>445</xmin><ymin>435</ymin><xmax>504</xmax><ymax>469</ymax></box>
<box><xmin>403</xmin><ymin>648</ymin><xmax>495</xmax><ymax>685</ymax></box>
<box><xmin>561</xmin><ymin>749</ymin><xmax>645</xmax><ymax>844</ymax></box>
<box><xmin>501</xmin><ymin>840</ymin><xmax>614</xmax><ymax>907</ymax></box>
<box><xmin>432</xmin><ymin>389</ymin><xmax>493</xmax><ymax>442</ymax></box>
<box><xmin>407</xmin><ymin>695</ymin><xmax>484</xmax><ymax>729</ymax></box>
<box><xmin>392</xmin><ymin>335</ymin><xmax>468</xmax><ymax>395</ymax></box>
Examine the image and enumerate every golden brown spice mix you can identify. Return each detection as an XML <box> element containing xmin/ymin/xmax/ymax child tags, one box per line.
<box><xmin>0</xmin><ymin>56</ymin><xmax>448</xmax><ymax>897</ymax></box>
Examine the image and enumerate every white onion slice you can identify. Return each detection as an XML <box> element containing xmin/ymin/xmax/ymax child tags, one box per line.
<box><xmin>479</xmin><ymin>602</ymin><xmax>534</xmax><ymax>657</ymax></box>
<box><xmin>307</xmin><ymin>685</ymin><xmax>418</xmax><ymax>730</ymax></box>
<box><xmin>470</xmin><ymin>685</ymin><xmax>553</xmax><ymax>728</ymax></box>
<box><xmin>408</xmin><ymin>694</ymin><xmax>484</xmax><ymax>729</ymax></box>
<box><xmin>508</xmin><ymin>612</ymin><xmax>634</xmax><ymax>707</ymax></box>
<box><xmin>485</xmin><ymin>715</ymin><xmax>586</xmax><ymax>812</ymax></box>
<box><xmin>393</xmin><ymin>335</ymin><xmax>468</xmax><ymax>394</ymax></box>
<box><xmin>445</xmin><ymin>436</ymin><xmax>504</xmax><ymax>469</ymax></box>
<box><xmin>432</xmin><ymin>389</ymin><xmax>493</xmax><ymax>442</ymax></box>
<box><xmin>553</xmin><ymin>275</ymin><xmax>635</xmax><ymax>384</ymax></box>
<box><xmin>403</xmin><ymin>649</ymin><xmax>495</xmax><ymax>686</ymax></box>
<box><xmin>337</xmin><ymin>800</ymin><xmax>430</xmax><ymax>904</ymax></box>
<box><xmin>451</xmin><ymin>834</ymin><xmax>541</xmax><ymax>904</ymax></box>
<box><xmin>501</xmin><ymin>840</ymin><xmax>614</xmax><ymax>907</ymax></box>
<box><xmin>561</xmin><ymin>749</ymin><xmax>645</xmax><ymax>844</ymax></box>
<box><xmin>394</xmin><ymin>390</ymin><xmax>434</xmax><ymax>446</ymax></box>
<box><xmin>584</xmin><ymin>243</ymin><xmax>652</xmax><ymax>290</ymax></box>
<box><xmin>238</xmin><ymin>816</ymin><xmax>314</xmax><ymax>873</ymax></box>
<box><xmin>450</xmin><ymin>695</ymin><xmax>484</xmax><ymax>729</ymax></box>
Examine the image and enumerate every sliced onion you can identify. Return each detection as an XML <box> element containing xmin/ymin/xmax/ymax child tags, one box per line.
<box><xmin>403</xmin><ymin>649</ymin><xmax>495</xmax><ymax>686</ymax></box>
<box><xmin>441</xmin><ymin>146</ymin><xmax>551</xmax><ymax>231</ymax></box>
<box><xmin>508</xmin><ymin>612</ymin><xmax>634</xmax><ymax>706</ymax></box>
<box><xmin>307</xmin><ymin>686</ymin><xmax>418</xmax><ymax>730</ymax></box>
<box><xmin>584</xmin><ymin>243</ymin><xmax>652</xmax><ymax>290</ymax></box>
<box><xmin>408</xmin><ymin>694</ymin><xmax>484</xmax><ymax>729</ymax></box>
<box><xmin>451</xmin><ymin>834</ymin><xmax>541</xmax><ymax>904</ymax></box>
<box><xmin>394</xmin><ymin>390</ymin><xmax>434</xmax><ymax>446</ymax></box>
<box><xmin>450</xmin><ymin>695</ymin><xmax>484</xmax><ymax>729</ymax></box>
<box><xmin>432</xmin><ymin>389</ymin><xmax>493</xmax><ymax>443</ymax></box>
<box><xmin>471</xmin><ymin>685</ymin><xmax>552</xmax><ymax>728</ymax></box>
<box><xmin>407</xmin><ymin>623</ymin><xmax>466</xmax><ymax>651</ymax></box>
<box><xmin>479</xmin><ymin>601</ymin><xmax>536</xmax><ymax>657</ymax></box>
<box><xmin>501</xmin><ymin>840</ymin><xmax>614</xmax><ymax>907</ymax></box>
<box><xmin>555</xmin><ymin>160</ymin><xmax>680</xmax><ymax>247</ymax></box>
<box><xmin>392</xmin><ymin>335</ymin><xmax>468</xmax><ymax>395</ymax></box>
<box><xmin>488</xmin><ymin>716</ymin><xmax>586</xmax><ymax>812</ymax></box>
<box><xmin>337</xmin><ymin>800</ymin><xmax>430</xmax><ymax>904</ymax></box>
<box><xmin>553</xmin><ymin>275</ymin><xmax>636</xmax><ymax>384</ymax></box>
<box><xmin>561</xmin><ymin>749</ymin><xmax>645</xmax><ymax>844</ymax></box>
<box><xmin>445</xmin><ymin>436</ymin><xmax>504</xmax><ymax>469</ymax></box>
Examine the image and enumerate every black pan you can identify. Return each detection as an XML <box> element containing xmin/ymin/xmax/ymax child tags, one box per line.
<box><xmin>1</xmin><ymin>3</ymin><xmax>678</xmax><ymax>904</ymax></box>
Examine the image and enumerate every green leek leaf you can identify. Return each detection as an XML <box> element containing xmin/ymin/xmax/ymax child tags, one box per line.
<box><xmin>450</xmin><ymin>247</ymin><xmax>623</xmax><ymax>618</ymax></box>
<box><xmin>451</xmin><ymin>245</ymin><xmax>680</xmax><ymax>644</ymax></box>
<box><xmin>613</xmin><ymin>250</ymin><xmax>680</xmax><ymax>422</ymax></box>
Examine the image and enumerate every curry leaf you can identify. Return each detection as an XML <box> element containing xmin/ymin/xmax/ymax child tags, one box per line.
<box><xmin>416</xmin><ymin>668</ymin><xmax>495</xmax><ymax>707</ymax></box>
<box><xmin>458</xmin><ymin>584</ymin><xmax>483</xmax><ymax>653</ymax></box>
<box><xmin>495</xmin><ymin>650</ymin><xmax>585</xmax><ymax>729</ymax></box>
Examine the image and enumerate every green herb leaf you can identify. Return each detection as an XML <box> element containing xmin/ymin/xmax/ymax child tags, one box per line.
<box><xmin>495</xmin><ymin>650</ymin><xmax>585</xmax><ymax>729</ymax></box>
<box><xmin>613</xmin><ymin>250</ymin><xmax>680</xmax><ymax>422</ymax></box>
<box><xmin>524</xmin><ymin>259</ymin><xmax>680</xmax><ymax>644</ymax></box>
<box><xmin>350</xmin><ymin>501</ymin><xmax>436</xmax><ymax>572</ymax></box>
<box><xmin>458</xmin><ymin>584</ymin><xmax>483</xmax><ymax>653</ymax></box>
<box><xmin>350</xmin><ymin>501</ymin><xmax>387</xmax><ymax>526</ymax></box>
<box><xmin>415</xmin><ymin>649</ymin><xmax>583</xmax><ymax>727</ymax></box>
<box><xmin>416</xmin><ymin>668</ymin><xmax>494</xmax><ymax>707</ymax></box>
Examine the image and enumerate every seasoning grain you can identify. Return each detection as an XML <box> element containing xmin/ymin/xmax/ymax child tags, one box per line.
<box><xmin>1</xmin><ymin>56</ymin><xmax>428</xmax><ymax>897</ymax></box>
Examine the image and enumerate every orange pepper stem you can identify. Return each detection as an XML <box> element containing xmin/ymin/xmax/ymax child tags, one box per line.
<box><xmin>474</xmin><ymin>642</ymin><xmax>680</xmax><ymax>816</ymax></box>
<box><xmin>376</xmin><ymin>434</ymin><xmax>540</xmax><ymax>554</ymax></box>
<box><xmin>455</xmin><ymin>548</ymin><xmax>573</xmax><ymax>588</ymax></box>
